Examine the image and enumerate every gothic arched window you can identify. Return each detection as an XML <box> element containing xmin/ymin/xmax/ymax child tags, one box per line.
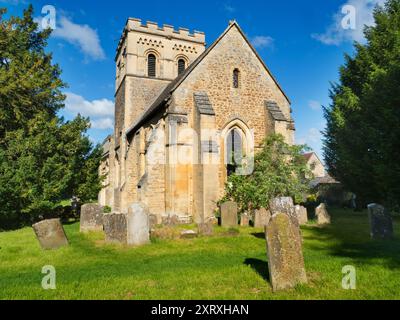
<box><xmin>178</xmin><ymin>59</ymin><xmax>186</xmax><ymax>75</ymax></box>
<box><xmin>226</xmin><ymin>128</ymin><xmax>243</xmax><ymax>176</ymax></box>
<box><xmin>148</xmin><ymin>54</ymin><xmax>156</xmax><ymax>77</ymax></box>
<box><xmin>233</xmin><ymin>68</ymin><xmax>240</xmax><ymax>88</ymax></box>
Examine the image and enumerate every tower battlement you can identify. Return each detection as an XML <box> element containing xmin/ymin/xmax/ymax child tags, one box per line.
<box><xmin>116</xmin><ymin>18</ymin><xmax>206</xmax><ymax>58</ymax></box>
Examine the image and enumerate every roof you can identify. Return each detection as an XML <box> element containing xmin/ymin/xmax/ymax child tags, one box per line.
<box><xmin>194</xmin><ymin>91</ymin><xmax>215</xmax><ymax>115</ymax></box>
<box><xmin>126</xmin><ymin>21</ymin><xmax>291</xmax><ymax>137</ymax></box>
<box><xmin>266</xmin><ymin>100</ymin><xmax>288</xmax><ymax>121</ymax></box>
<box><xmin>303</xmin><ymin>152</ymin><xmax>314</xmax><ymax>161</ymax></box>
<box><xmin>310</xmin><ymin>175</ymin><xmax>340</xmax><ymax>188</ymax></box>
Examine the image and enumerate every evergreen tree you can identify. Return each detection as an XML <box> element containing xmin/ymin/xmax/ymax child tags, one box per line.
<box><xmin>323</xmin><ymin>0</ymin><xmax>400</xmax><ymax>208</ymax></box>
<box><xmin>0</xmin><ymin>6</ymin><xmax>103</xmax><ymax>229</ymax></box>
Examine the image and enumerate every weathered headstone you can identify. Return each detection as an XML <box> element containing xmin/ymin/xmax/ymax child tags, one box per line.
<box><xmin>270</xmin><ymin>197</ymin><xmax>297</xmax><ymax>223</ymax></box>
<box><xmin>253</xmin><ymin>208</ymin><xmax>271</xmax><ymax>228</ymax></box>
<box><xmin>367</xmin><ymin>204</ymin><xmax>394</xmax><ymax>240</ymax></box>
<box><xmin>181</xmin><ymin>230</ymin><xmax>198</xmax><ymax>239</ymax></box>
<box><xmin>315</xmin><ymin>203</ymin><xmax>331</xmax><ymax>225</ymax></box>
<box><xmin>198</xmin><ymin>221</ymin><xmax>214</xmax><ymax>236</ymax></box>
<box><xmin>240</xmin><ymin>214</ymin><xmax>250</xmax><ymax>227</ymax></box>
<box><xmin>80</xmin><ymin>203</ymin><xmax>104</xmax><ymax>233</ymax></box>
<box><xmin>127</xmin><ymin>203</ymin><xmax>150</xmax><ymax>246</ymax></box>
<box><xmin>103</xmin><ymin>213</ymin><xmax>127</xmax><ymax>244</ymax></box>
<box><xmin>220</xmin><ymin>201</ymin><xmax>238</xmax><ymax>228</ymax></box>
<box><xmin>162</xmin><ymin>215</ymin><xmax>179</xmax><ymax>226</ymax></box>
<box><xmin>295</xmin><ymin>205</ymin><xmax>308</xmax><ymax>225</ymax></box>
<box><xmin>149</xmin><ymin>214</ymin><xmax>158</xmax><ymax>229</ymax></box>
<box><xmin>32</xmin><ymin>219</ymin><xmax>69</xmax><ymax>250</ymax></box>
<box><xmin>265</xmin><ymin>213</ymin><xmax>308</xmax><ymax>292</ymax></box>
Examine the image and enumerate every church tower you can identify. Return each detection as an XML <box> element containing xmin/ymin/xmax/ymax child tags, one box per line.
<box><xmin>112</xmin><ymin>19</ymin><xmax>206</xmax><ymax>211</ymax></box>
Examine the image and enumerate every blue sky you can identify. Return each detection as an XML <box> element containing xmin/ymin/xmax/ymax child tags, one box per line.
<box><xmin>1</xmin><ymin>0</ymin><xmax>385</xmax><ymax>160</ymax></box>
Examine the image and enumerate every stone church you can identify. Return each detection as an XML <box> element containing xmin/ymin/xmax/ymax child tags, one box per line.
<box><xmin>98</xmin><ymin>18</ymin><xmax>295</xmax><ymax>224</ymax></box>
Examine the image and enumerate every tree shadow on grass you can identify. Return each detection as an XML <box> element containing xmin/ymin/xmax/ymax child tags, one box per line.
<box><xmin>303</xmin><ymin>209</ymin><xmax>400</xmax><ymax>269</ymax></box>
<box><xmin>251</xmin><ymin>232</ymin><xmax>265</xmax><ymax>239</ymax></box>
<box><xmin>244</xmin><ymin>258</ymin><xmax>270</xmax><ymax>282</ymax></box>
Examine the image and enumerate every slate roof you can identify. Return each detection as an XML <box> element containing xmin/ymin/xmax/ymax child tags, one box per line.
<box><xmin>265</xmin><ymin>100</ymin><xmax>287</xmax><ymax>122</ymax></box>
<box><xmin>126</xmin><ymin>21</ymin><xmax>290</xmax><ymax>138</ymax></box>
<box><xmin>194</xmin><ymin>91</ymin><xmax>215</xmax><ymax>115</ymax></box>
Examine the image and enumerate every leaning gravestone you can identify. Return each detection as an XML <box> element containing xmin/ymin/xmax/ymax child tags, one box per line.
<box><xmin>254</xmin><ymin>208</ymin><xmax>271</xmax><ymax>228</ymax></box>
<box><xmin>103</xmin><ymin>213</ymin><xmax>127</xmax><ymax>244</ymax></box>
<box><xmin>127</xmin><ymin>203</ymin><xmax>150</xmax><ymax>246</ymax></box>
<box><xmin>220</xmin><ymin>201</ymin><xmax>238</xmax><ymax>228</ymax></box>
<box><xmin>32</xmin><ymin>219</ymin><xmax>69</xmax><ymax>250</ymax></box>
<box><xmin>367</xmin><ymin>204</ymin><xmax>393</xmax><ymax>240</ymax></box>
<box><xmin>240</xmin><ymin>214</ymin><xmax>250</xmax><ymax>227</ymax></box>
<box><xmin>295</xmin><ymin>205</ymin><xmax>308</xmax><ymax>225</ymax></box>
<box><xmin>80</xmin><ymin>203</ymin><xmax>104</xmax><ymax>233</ymax></box>
<box><xmin>315</xmin><ymin>203</ymin><xmax>331</xmax><ymax>225</ymax></box>
<box><xmin>265</xmin><ymin>212</ymin><xmax>308</xmax><ymax>291</ymax></box>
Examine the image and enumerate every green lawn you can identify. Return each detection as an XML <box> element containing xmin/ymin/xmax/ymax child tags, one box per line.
<box><xmin>0</xmin><ymin>209</ymin><xmax>399</xmax><ymax>300</ymax></box>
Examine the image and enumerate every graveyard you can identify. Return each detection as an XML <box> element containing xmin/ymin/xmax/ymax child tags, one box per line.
<box><xmin>1</xmin><ymin>208</ymin><xmax>399</xmax><ymax>300</ymax></box>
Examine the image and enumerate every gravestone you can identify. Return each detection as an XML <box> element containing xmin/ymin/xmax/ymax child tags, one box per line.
<box><xmin>220</xmin><ymin>201</ymin><xmax>238</xmax><ymax>228</ymax></box>
<box><xmin>270</xmin><ymin>197</ymin><xmax>297</xmax><ymax>224</ymax></box>
<box><xmin>253</xmin><ymin>208</ymin><xmax>271</xmax><ymax>228</ymax></box>
<box><xmin>80</xmin><ymin>203</ymin><xmax>104</xmax><ymax>233</ymax></box>
<box><xmin>103</xmin><ymin>213</ymin><xmax>127</xmax><ymax>244</ymax></box>
<box><xmin>240</xmin><ymin>214</ymin><xmax>250</xmax><ymax>227</ymax></box>
<box><xmin>32</xmin><ymin>219</ymin><xmax>69</xmax><ymax>250</ymax></box>
<box><xmin>265</xmin><ymin>212</ymin><xmax>308</xmax><ymax>292</ymax></box>
<box><xmin>367</xmin><ymin>204</ymin><xmax>394</xmax><ymax>240</ymax></box>
<box><xmin>127</xmin><ymin>203</ymin><xmax>150</xmax><ymax>246</ymax></box>
<box><xmin>295</xmin><ymin>205</ymin><xmax>308</xmax><ymax>225</ymax></box>
<box><xmin>181</xmin><ymin>230</ymin><xmax>198</xmax><ymax>239</ymax></box>
<box><xmin>149</xmin><ymin>214</ymin><xmax>158</xmax><ymax>229</ymax></box>
<box><xmin>198</xmin><ymin>221</ymin><xmax>214</xmax><ymax>236</ymax></box>
<box><xmin>315</xmin><ymin>203</ymin><xmax>331</xmax><ymax>225</ymax></box>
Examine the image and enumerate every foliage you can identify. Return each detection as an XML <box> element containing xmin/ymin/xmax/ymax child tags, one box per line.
<box><xmin>0</xmin><ymin>6</ymin><xmax>103</xmax><ymax>229</ymax></box>
<box><xmin>221</xmin><ymin>134</ymin><xmax>312</xmax><ymax>213</ymax></box>
<box><xmin>323</xmin><ymin>0</ymin><xmax>400</xmax><ymax>208</ymax></box>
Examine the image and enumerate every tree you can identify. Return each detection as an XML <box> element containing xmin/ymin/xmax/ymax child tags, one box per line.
<box><xmin>323</xmin><ymin>0</ymin><xmax>400</xmax><ymax>208</ymax></box>
<box><xmin>221</xmin><ymin>134</ymin><xmax>312</xmax><ymax>214</ymax></box>
<box><xmin>0</xmin><ymin>6</ymin><xmax>103</xmax><ymax>229</ymax></box>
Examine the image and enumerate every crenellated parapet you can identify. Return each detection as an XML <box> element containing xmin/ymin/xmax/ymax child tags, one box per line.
<box><xmin>116</xmin><ymin>18</ymin><xmax>206</xmax><ymax>59</ymax></box>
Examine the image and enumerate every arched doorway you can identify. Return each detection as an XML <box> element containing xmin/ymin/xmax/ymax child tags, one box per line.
<box><xmin>226</xmin><ymin>128</ymin><xmax>243</xmax><ymax>176</ymax></box>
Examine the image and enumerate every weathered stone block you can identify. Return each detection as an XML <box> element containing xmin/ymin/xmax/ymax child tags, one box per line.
<box><xmin>240</xmin><ymin>214</ymin><xmax>250</xmax><ymax>227</ymax></box>
<box><xmin>80</xmin><ymin>203</ymin><xmax>104</xmax><ymax>233</ymax></box>
<box><xmin>32</xmin><ymin>219</ymin><xmax>69</xmax><ymax>250</ymax></box>
<box><xmin>180</xmin><ymin>230</ymin><xmax>198</xmax><ymax>239</ymax></box>
<box><xmin>315</xmin><ymin>203</ymin><xmax>331</xmax><ymax>225</ymax></box>
<box><xmin>254</xmin><ymin>208</ymin><xmax>271</xmax><ymax>228</ymax></box>
<box><xmin>265</xmin><ymin>213</ymin><xmax>307</xmax><ymax>292</ymax></box>
<box><xmin>295</xmin><ymin>205</ymin><xmax>308</xmax><ymax>225</ymax></box>
<box><xmin>103</xmin><ymin>213</ymin><xmax>127</xmax><ymax>244</ymax></box>
<box><xmin>270</xmin><ymin>197</ymin><xmax>297</xmax><ymax>224</ymax></box>
<box><xmin>220</xmin><ymin>201</ymin><xmax>238</xmax><ymax>228</ymax></box>
<box><xmin>127</xmin><ymin>203</ymin><xmax>150</xmax><ymax>246</ymax></box>
<box><xmin>198</xmin><ymin>221</ymin><xmax>214</xmax><ymax>236</ymax></box>
<box><xmin>367</xmin><ymin>204</ymin><xmax>394</xmax><ymax>240</ymax></box>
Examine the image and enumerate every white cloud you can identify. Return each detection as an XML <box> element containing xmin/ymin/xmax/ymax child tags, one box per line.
<box><xmin>65</xmin><ymin>92</ymin><xmax>114</xmax><ymax>117</ymax></box>
<box><xmin>251</xmin><ymin>35</ymin><xmax>275</xmax><ymax>49</ymax></box>
<box><xmin>297</xmin><ymin>128</ymin><xmax>322</xmax><ymax>145</ymax></box>
<box><xmin>312</xmin><ymin>0</ymin><xmax>385</xmax><ymax>45</ymax></box>
<box><xmin>91</xmin><ymin>118</ymin><xmax>114</xmax><ymax>130</ymax></box>
<box><xmin>64</xmin><ymin>92</ymin><xmax>114</xmax><ymax>131</ymax></box>
<box><xmin>309</xmin><ymin>100</ymin><xmax>321</xmax><ymax>111</ymax></box>
<box><xmin>52</xmin><ymin>16</ymin><xmax>106</xmax><ymax>60</ymax></box>
<box><xmin>224</xmin><ymin>3</ymin><xmax>236</xmax><ymax>13</ymax></box>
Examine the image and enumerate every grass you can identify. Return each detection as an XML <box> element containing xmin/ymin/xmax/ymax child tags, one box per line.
<box><xmin>0</xmin><ymin>208</ymin><xmax>399</xmax><ymax>300</ymax></box>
